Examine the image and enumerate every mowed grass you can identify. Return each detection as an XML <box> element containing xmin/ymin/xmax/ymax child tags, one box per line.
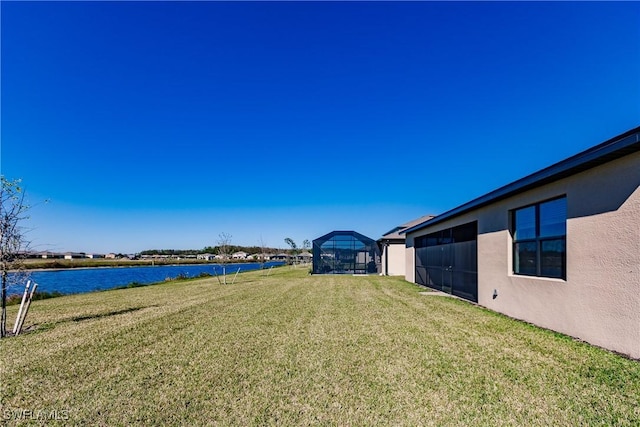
<box><xmin>1</xmin><ymin>268</ymin><xmax>639</xmax><ymax>426</ymax></box>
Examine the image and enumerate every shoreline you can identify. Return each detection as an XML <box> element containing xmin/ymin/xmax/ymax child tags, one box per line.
<box><xmin>6</xmin><ymin>262</ymin><xmax>288</xmax><ymax>300</ymax></box>
<box><xmin>19</xmin><ymin>259</ymin><xmax>262</xmax><ymax>272</ymax></box>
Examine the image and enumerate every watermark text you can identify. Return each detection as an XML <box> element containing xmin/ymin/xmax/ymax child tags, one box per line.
<box><xmin>2</xmin><ymin>408</ymin><xmax>70</xmax><ymax>421</ymax></box>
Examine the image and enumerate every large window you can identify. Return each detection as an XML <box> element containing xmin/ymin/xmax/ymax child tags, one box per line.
<box><xmin>513</xmin><ymin>197</ymin><xmax>567</xmax><ymax>279</ymax></box>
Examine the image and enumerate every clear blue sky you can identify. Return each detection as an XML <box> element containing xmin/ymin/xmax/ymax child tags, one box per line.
<box><xmin>2</xmin><ymin>1</ymin><xmax>638</xmax><ymax>254</ymax></box>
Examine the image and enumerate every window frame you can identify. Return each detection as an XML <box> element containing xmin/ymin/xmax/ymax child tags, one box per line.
<box><xmin>512</xmin><ymin>196</ymin><xmax>567</xmax><ymax>280</ymax></box>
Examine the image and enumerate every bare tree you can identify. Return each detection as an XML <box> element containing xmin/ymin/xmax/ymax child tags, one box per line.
<box><xmin>1</xmin><ymin>177</ymin><xmax>31</xmax><ymax>337</ymax></box>
<box><xmin>302</xmin><ymin>239</ymin><xmax>311</xmax><ymax>265</ymax></box>
<box><xmin>284</xmin><ymin>237</ymin><xmax>298</xmax><ymax>267</ymax></box>
<box><xmin>216</xmin><ymin>232</ymin><xmax>232</xmax><ymax>285</ymax></box>
<box><xmin>258</xmin><ymin>235</ymin><xmax>267</xmax><ymax>273</ymax></box>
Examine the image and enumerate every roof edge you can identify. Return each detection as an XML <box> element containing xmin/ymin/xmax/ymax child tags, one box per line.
<box><xmin>403</xmin><ymin>126</ymin><xmax>640</xmax><ymax>235</ymax></box>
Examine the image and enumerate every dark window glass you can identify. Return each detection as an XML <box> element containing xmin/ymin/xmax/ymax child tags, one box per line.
<box><xmin>336</xmin><ymin>240</ymin><xmax>351</xmax><ymax>249</ymax></box>
<box><xmin>417</xmin><ymin>223</ymin><xmax>478</xmax><ymax>248</ymax></box>
<box><xmin>541</xmin><ymin>239</ymin><xmax>565</xmax><ymax>278</ymax></box>
<box><xmin>512</xmin><ymin>197</ymin><xmax>566</xmax><ymax>279</ymax></box>
<box><xmin>452</xmin><ymin>222</ymin><xmax>477</xmax><ymax>243</ymax></box>
<box><xmin>425</xmin><ymin>246</ymin><xmax>442</xmax><ymax>268</ymax></box>
<box><xmin>426</xmin><ymin>267</ymin><xmax>441</xmax><ymax>287</ymax></box>
<box><xmin>441</xmin><ymin>245</ymin><xmax>452</xmax><ymax>267</ymax></box>
<box><xmin>452</xmin><ymin>241</ymin><xmax>477</xmax><ymax>271</ymax></box>
<box><xmin>514</xmin><ymin>206</ymin><xmax>536</xmax><ymax>240</ymax></box>
<box><xmin>514</xmin><ymin>241</ymin><xmax>537</xmax><ymax>275</ymax></box>
<box><xmin>452</xmin><ymin>271</ymin><xmax>478</xmax><ymax>300</ymax></box>
<box><xmin>414</xmin><ymin>221</ymin><xmax>478</xmax><ymax>302</ymax></box>
<box><xmin>439</xmin><ymin>229</ymin><xmax>453</xmax><ymax>245</ymax></box>
<box><xmin>415</xmin><ymin>247</ymin><xmax>427</xmax><ymax>268</ymax></box>
<box><xmin>416</xmin><ymin>266</ymin><xmax>427</xmax><ymax>285</ymax></box>
<box><xmin>540</xmin><ymin>198</ymin><xmax>567</xmax><ymax>238</ymax></box>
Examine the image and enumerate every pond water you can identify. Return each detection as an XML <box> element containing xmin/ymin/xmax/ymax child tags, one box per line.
<box><xmin>8</xmin><ymin>262</ymin><xmax>285</xmax><ymax>295</ymax></box>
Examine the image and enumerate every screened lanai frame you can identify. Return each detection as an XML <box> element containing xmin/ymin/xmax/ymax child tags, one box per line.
<box><xmin>312</xmin><ymin>231</ymin><xmax>381</xmax><ymax>274</ymax></box>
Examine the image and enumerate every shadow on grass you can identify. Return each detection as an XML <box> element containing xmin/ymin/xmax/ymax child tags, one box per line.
<box><xmin>12</xmin><ymin>305</ymin><xmax>160</xmax><ymax>337</ymax></box>
<box><xmin>71</xmin><ymin>306</ymin><xmax>157</xmax><ymax>322</ymax></box>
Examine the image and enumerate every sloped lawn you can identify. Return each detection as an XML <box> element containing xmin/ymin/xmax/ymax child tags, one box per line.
<box><xmin>2</xmin><ymin>267</ymin><xmax>638</xmax><ymax>425</ymax></box>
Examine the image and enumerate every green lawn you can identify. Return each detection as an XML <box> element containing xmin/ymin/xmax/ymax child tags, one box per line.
<box><xmin>1</xmin><ymin>268</ymin><xmax>639</xmax><ymax>426</ymax></box>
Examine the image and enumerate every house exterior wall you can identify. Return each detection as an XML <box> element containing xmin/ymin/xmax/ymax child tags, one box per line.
<box><xmin>381</xmin><ymin>243</ymin><xmax>406</xmax><ymax>276</ymax></box>
<box><xmin>405</xmin><ymin>241</ymin><xmax>415</xmax><ymax>283</ymax></box>
<box><xmin>406</xmin><ymin>152</ymin><xmax>640</xmax><ymax>359</ymax></box>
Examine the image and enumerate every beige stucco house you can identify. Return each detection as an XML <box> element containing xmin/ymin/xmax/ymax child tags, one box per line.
<box><xmin>378</xmin><ymin>215</ymin><xmax>434</xmax><ymax>276</ymax></box>
<box><xmin>403</xmin><ymin>127</ymin><xmax>639</xmax><ymax>359</ymax></box>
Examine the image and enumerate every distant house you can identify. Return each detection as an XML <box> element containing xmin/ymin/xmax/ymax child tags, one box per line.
<box><xmin>20</xmin><ymin>251</ymin><xmax>40</xmax><ymax>259</ymax></box>
<box><xmin>105</xmin><ymin>253</ymin><xmax>117</xmax><ymax>259</ymax></box>
<box><xmin>86</xmin><ymin>253</ymin><xmax>105</xmax><ymax>259</ymax></box>
<box><xmin>377</xmin><ymin>215</ymin><xmax>435</xmax><ymax>276</ymax></box>
<box><xmin>232</xmin><ymin>251</ymin><xmax>248</xmax><ymax>260</ymax></box>
<box><xmin>40</xmin><ymin>251</ymin><xmax>64</xmax><ymax>259</ymax></box>
<box><xmin>271</xmin><ymin>253</ymin><xmax>290</xmax><ymax>262</ymax></box>
<box><xmin>197</xmin><ymin>253</ymin><xmax>215</xmax><ymax>261</ymax></box>
<box><xmin>64</xmin><ymin>252</ymin><xmax>85</xmax><ymax>260</ymax></box>
<box><xmin>247</xmin><ymin>253</ymin><xmax>272</xmax><ymax>261</ymax></box>
<box><xmin>296</xmin><ymin>251</ymin><xmax>313</xmax><ymax>263</ymax></box>
<box><xmin>141</xmin><ymin>254</ymin><xmax>171</xmax><ymax>260</ymax></box>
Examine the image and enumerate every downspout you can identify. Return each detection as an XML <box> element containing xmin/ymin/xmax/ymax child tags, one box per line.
<box><xmin>384</xmin><ymin>241</ymin><xmax>389</xmax><ymax>275</ymax></box>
